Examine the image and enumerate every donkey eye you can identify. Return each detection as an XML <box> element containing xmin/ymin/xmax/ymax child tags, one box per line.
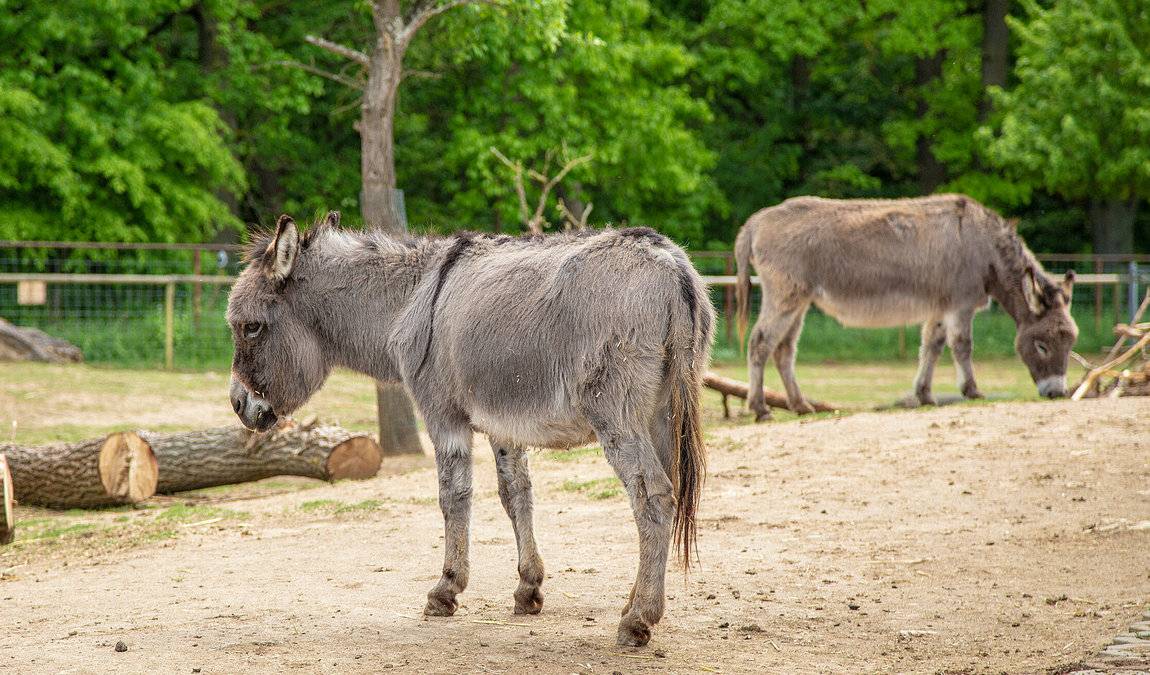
<box><xmin>243</xmin><ymin>323</ymin><xmax>264</xmax><ymax>340</ymax></box>
<box><xmin>1034</xmin><ymin>340</ymin><xmax>1049</xmax><ymax>357</ymax></box>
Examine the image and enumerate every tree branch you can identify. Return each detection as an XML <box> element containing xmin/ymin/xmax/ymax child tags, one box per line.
<box><xmin>304</xmin><ymin>34</ymin><xmax>370</xmax><ymax>66</ymax></box>
<box><xmin>490</xmin><ymin>147</ymin><xmax>531</xmax><ymax>230</ymax></box>
<box><xmin>270</xmin><ymin>60</ymin><xmax>364</xmax><ymax>90</ymax></box>
<box><xmin>399</xmin><ymin>0</ymin><xmax>496</xmax><ymax>49</ymax></box>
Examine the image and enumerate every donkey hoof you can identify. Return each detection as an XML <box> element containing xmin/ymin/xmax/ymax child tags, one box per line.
<box><xmin>792</xmin><ymin>401</ymin><xmax>816</xmax><ymax>415</ymax></box>
<box><xmin>424</xmin><ymin>592</ymin><xmax>458</xmax><ymax>617</ymax></box>
<box><xmin>915</xmin><ymin>392</ymin><xmax>936</xmax><ymax>407</ymax></box>
<box><xmin>753</xmin><ymin>410</ymin><xmax>773</xmax><ymax>423</ymax></box>
<box><xmin>513</xmin><ymin>585</ymin><xmax>544</xmax><ymax>615</ymax></box>
<box><xmin>963</xmin><ymin>387</ymin><xmax>984</xmax><ymax>400</ymax></box>
<box><xmin>616</xmin><ymin>616</ymin><xmax>652</xmax><ymax>647</ymax></box>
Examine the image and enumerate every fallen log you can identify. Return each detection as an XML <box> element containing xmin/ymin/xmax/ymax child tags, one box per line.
<box><xmin>1</xmin><ymin>454</ymin><xmax>13</xmax><ymax>545</ymax></box>
<box><xmin>0</xmin><ymin>318</ymin><xmax>83</xmax><ymax>363</ymax></box>
<box><xmin>702</xmin><ymin>372</ymin><xmax>836</xmax><ymax>416</ymax></box>
<box><xmin>143</xmin><ymin>420</ymin><xmax>383</xmax><ymax>494</ymax></box>
<box><xmin>1</xmin><ymin>432</ymin><xmax>157</xmax><ymax>509</ymax></box>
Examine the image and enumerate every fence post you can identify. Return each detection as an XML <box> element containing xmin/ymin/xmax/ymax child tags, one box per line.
<box><xmin>192</xmin><ymin>249</ymin><xmax>202</xmax><ymax>328</ymax></box>
<box><xmin>1093</xmin><ymin>258</ymin><xmax>1102</xmax><ymax>334</ymax></box>
<box><xmin>724</xmin><ymin>254</ymin><xmax>734</xmax><ymax>347</ymax></box>
<box><xmin>1129</xmin><ymin>261</ymin><xmax>1140</xmax><ymax>324</ymax></box>
<box><xmin>165</xmin><ymin>281</ymin><xmax>175</xmax><ymax>370</ymax></box>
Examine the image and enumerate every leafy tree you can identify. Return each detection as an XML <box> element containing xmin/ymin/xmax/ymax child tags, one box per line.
<box><xmin>981</xmin><ymin>0</ymin><xmax>1150</xmax><ymax>253</ymax></box>
<box><xmin>0</xmin><ymin>0</ymin><xmax>244</xmax><ymax>242</ymax></box>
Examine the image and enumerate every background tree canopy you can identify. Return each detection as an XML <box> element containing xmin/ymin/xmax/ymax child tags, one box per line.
<box><xmin>0</xmin><ymin>0</ymin><xmax>1146</xmax><ymax>252</ymax></box>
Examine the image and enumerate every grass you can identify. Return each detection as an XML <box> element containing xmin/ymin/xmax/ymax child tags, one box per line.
<box><xmin>560</xmin><ymin>477</ymin><xmax>623</xmax><ymax>500</ymax></box>
<box><xmin>542</xmin><ymin>446</ymin><xmax>601</xmax><ymax>462</ymax></box>
<box><xmin>299</xmin><ymin>499</ymin><xmax>385</xmax><ymax>514</ymax></box>
<box><xmin>708</xmin><ymin>301</ymin><xmax>1117</xmax><ymax>364</ymax></box>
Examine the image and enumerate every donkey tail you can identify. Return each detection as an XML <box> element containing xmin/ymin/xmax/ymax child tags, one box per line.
<box><xmin>734</xmin><ymin>223</ymin><xmax>753</xmax><ymax>353</ymax></box>
<box><xmin>669</xmin><ymin>254</ymin><xmax>713</xmax><ymax>569</ymax></box>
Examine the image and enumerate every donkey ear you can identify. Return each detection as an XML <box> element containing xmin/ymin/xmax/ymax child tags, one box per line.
<box><xmin>1021</xmin><ymin>268</ymin><xmax>1045</xmax><ymax>316</ymax></box>
<box><xmin>266</xmin><ymin>214</ymin><xmax>299</xmax><ymax>281</ymax></box>
<box><xmin>1061</xmin><ymin>270</ymin><xmax>1075</xmax><ymax>305</ymax></box>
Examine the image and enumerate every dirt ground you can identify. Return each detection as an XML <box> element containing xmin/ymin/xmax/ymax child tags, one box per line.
<box><xmin>2</xmin><ymin>396</ymin><xmax>1149</xmax><ymax>674</ymax></box>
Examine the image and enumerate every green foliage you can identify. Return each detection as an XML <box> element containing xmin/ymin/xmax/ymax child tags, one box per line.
<box><xmin>981</xmin><ymin>0</ymin><xmax>1150</xmax><ymax>202</ymax></box>
<box><xmin>0</xmin><ymin>0</ymin><xmax>245</xmax><ymax>242</ymax></box>
<box><xmin>0</xmin><ymin>0</ymin><xmax>1144</xmax><ymax>251</ymax></box>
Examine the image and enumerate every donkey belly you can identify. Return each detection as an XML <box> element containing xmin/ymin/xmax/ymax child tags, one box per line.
<box><xmin>813</xmin><ymin>290</ymin><xmax>938</xmax><ymax>328</ymax></box>
<box><xmin>469</xmin><ymin>407</ymin><xmax>596</xmax><ymax>450</ymax></box>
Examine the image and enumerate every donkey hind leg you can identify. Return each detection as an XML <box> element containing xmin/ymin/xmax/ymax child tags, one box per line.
<box><xmin>913</xmin><ymin>317</ymin><xmax>947</xmax><ymax>405</ymax></box>
<box><xmin>747</xmin><ymin>304</ymin><xmax>807</xmax><ymax>421</ymax></box>
<box><xmin>945</xmin><ymin>310</ymin><xmax>983</xmax><ymax>399</ymax></box>
<box><xmin>773</xmin><ymin>304</ymin><xmax>814</xmax><ymax>414</ymax></box>
<box><xmin>424</xmin><ymin>421</ymin><xmax>474</xmax><ymax>617</ymax></box>
<box><xmin>597</xmin><ymin>430</ymin><xmax>675</xmax><ymax>647</ymax></box>
<box><xmin>491</xmin><ymin>439</ymin><xmax>545</xmax><ymax>615</ymax></box>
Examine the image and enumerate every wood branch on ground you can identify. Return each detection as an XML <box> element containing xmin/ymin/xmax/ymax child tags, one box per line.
<box><xmin>144</xmin><ymin>419</ymin><xmax>383</xmax><ymax>494</ymax></box>
<box><xmin>1</xmin><ymin>454</ymin><xmax>13</xmax><ymax>545</ymax></box>
<box><xmin>1</xmin><ymin>432</ymin><xmax>157</xmax><ymax>509</ymax></box>
<box><xmin>1072</xmin><ymin>289</ymin><xmax>1150</xmax><ymax>400</ymax></box>
<box><xmin>0</xmin><ymin>318</ymin><xmax>83</xmax><ymax>363</ymax></box>
<box><xmin>703</xmin><ymin>372</ymin><xmax>836</xmax><ymax>416</ymax></box>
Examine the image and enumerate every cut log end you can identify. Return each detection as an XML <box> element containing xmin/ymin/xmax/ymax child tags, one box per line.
<box><xmin>1</xmin><ymin>454</ymin><xmax>13</xmax><ymax>545</ymax></box>
<box><xmin>98</xmin><ymin>432</ymin><xmax>159</xmax><ymax>503</ymax></box>
<box><xmin>325</xmin><ymin>436</ymin><xmax>383</xmax><ymax>481</ymax></box>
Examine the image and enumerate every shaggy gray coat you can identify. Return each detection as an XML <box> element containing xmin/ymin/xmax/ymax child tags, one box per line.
<box><xmin>735</xmin><ymin>194</ymin><xmax>1077</xmax><ymax>418</ymax></box>
<box><xmin>226</xmin><ymin>214</ymin><xmax>713</xmax><ymax>647</ymax></box>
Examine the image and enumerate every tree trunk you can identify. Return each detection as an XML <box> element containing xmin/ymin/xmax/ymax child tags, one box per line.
<box><xmin>1</xmin><ymin>454</ymin><xmax>13</xmax><ymax>545</ymax></box>
<box><xmin>915</xmin><ymin>52</ymin><xmax>948</xmax><ymax>193</ymax></box>
<box><xmin>980</xmin><ymin>0</ymin><xmax>1010</xmax><ymax>121</ymax></box>
<box><xmin>360</xmin><ymin>14</ymin><xmax>424</xmax><ymax>455</ymax></box>
<box><xmin>702</xmin><ymin>372</ymin><xmax>836</xmax><ymax>414</ymax></box>
<box><xmin>2</xmin><ymin>432</ymin><xmax>158</xmax><ymax>509</ymax></box>
<box><xmin>0</xmin><ymin>318</ymin><xmax>83</xmax><ymax>363</ymax></box>
<box><xmin>143</xmin><ymin>421</ymin><xmax>382</xmax><ymax>494</ymax></box>
<box><xmin>1088</xmin><ymin>198</ymin><xmax>1138</xmax><ymax>254</ymax></box>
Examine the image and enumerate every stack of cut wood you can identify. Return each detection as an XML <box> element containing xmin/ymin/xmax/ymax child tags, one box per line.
<box><xmin>0</xmin><ymin>419</ymin><xmax>384</xmax><ymax>544</ymax></box>
<box><xmin>1072</xmin><ymin>290</ymin><xmax>1150</xmax><ymax>400</ymax></box>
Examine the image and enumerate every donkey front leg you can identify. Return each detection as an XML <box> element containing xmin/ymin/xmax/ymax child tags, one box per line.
<box><xmin>945</xmin><ymin>310</ymin><xmax>983</xmax><ymax>399</ymax></box>
<box><xmin>913</xmin><ymin>317</ymin><xmax>947</xmax><ymax>405</ymax></box>
<box><xmin>491</xmin><ymin>439</ymin><xmax>545</xmax><ymax>615</ymax></box>
<box><xmin>600</xmin><ymin>433</ymin><xmax>675</xmax><ymax>647</ymax></box>
<box><xmin>424</xmin><ymin>421</ymin><xmax>474</xmax><ymax>617</ymax></box>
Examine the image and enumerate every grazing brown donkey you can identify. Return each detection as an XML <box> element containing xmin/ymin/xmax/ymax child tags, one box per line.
<box><xmin>736</xmin><ymin>194</ymin><xmax>1078</xmax><ymax>419</ymax></box>
<box><xmin>226</xmin><ymin>213</ymin><xmax>713</xmax><ymax>646</ymax></box>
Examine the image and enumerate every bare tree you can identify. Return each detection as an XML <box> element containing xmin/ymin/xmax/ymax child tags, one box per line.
<box><xmin>301</xmin><ymin>0</ymin><xmax>494</xmax><ymax>455</ymax></box>
<box><xmin>490</xmin><ymin>146</ymin><xmax>592</xmax><ymax>234</ymax></box>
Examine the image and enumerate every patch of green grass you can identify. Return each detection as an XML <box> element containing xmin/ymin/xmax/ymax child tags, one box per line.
<box><xmin>26</xmin><ymin>522</ymin><xmax>98</xmax><ymax>540</ymax></box>
<box><xmin>543</xmin><ymin>446</ymin><xmax>600</xmax><ymax>462</ymax></box>
<box><xmin>155</xmin><ymin>504</ymin><xmax>245</xmax><ymax>522</ymax></box>
<box><xmin>299</xmin><ymin>498</ymin><xmax>387</xmax><ymax>514</ymax></box>
<box><xmin>560</xmin><ymin>477</ymin><xmax>623</xmax><ymax>500</ymax></box>
<box><xmin>299</xmin><ymin>499</ymin><xmax>341</xmax><ymax>512</ymax></box>
<box><xmin>335</xmin><ymin>499</ymin><xmax>384</xmax><ymax>513</ymax></box>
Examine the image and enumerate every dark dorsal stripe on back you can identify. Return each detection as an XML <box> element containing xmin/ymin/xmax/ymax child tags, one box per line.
<box><xmin>414</xmin><ymin>233</ymin><xmax>477</xmax><ymax>378</ymax></box>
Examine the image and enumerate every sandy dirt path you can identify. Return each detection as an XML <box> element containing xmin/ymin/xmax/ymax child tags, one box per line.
<box><xmin>2</xmin><ymin>398</ymin><xmax>1148</xmax><ymax>674</ymax></box>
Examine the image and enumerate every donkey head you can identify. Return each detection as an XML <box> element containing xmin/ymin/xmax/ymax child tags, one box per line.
<box><xmin>226</xmin><ymin>213</ymin><xmax>336</xmax><ymax>431</ymax></box>
<box><xmin>1015</xmin><ymin>268</ymin><xmax>1078</xmax><ymax>398</ymax></box>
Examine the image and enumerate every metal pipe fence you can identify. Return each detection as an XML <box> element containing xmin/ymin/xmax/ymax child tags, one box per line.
<box><xmin>0</xmin><ymin>241</ymin><xmax>1145</xmax><ymax>369</ymax></box>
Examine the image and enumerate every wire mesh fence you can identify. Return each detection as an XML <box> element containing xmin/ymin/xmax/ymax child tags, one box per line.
<box><xmin>0</xmin><ymin>241</ymin><xmax>1145</xmax><ymax>370</ymax></box>
<box><xmin>0</xmin><ymin>243</ymin><xmax>241</xmax><ymax>370</ymax></box>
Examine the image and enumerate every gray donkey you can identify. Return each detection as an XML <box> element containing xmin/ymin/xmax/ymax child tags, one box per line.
<box><xmin>226</xmin><ymin>212</ymin><xmax>713</xmax><ymax>646</ymax></box>
<box><xmin>735</xmin><ymin>194</ymin><xmax>1078</xmax><ymax>420</ymax></box>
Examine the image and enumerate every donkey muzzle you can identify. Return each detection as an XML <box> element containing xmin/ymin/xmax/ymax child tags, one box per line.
<box><xmin>230</xmin><ymin>377</ymin><xmax>278</xmax><ymax>432</ymax></box>
<box><xmin>1036</xmin><ymin>375</ymin><xmax>1066</xmax><ymax>399</ymax></box>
